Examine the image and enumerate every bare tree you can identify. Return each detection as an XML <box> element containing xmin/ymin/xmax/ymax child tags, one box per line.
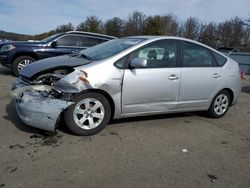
<box><xmin>217</xmin><ymin>17</ymin><xmax>244</xmax><ymax>47</ymax></box>
<box><xmin>123</xmin><ymin>11</ymin><xmax>146</xmax><ymax>36</ymax></box>
<box><xmin>80</xmin><ymin>16</ymin><xmax>104</xmax><ymax>33</ymax></box>
<box><xmin>144</xmin><ymin>15</ymin><xmax>163</xmax><ymax>35</ymax></box>
<box><xmin>76</xmin><ymin>22</ymin><xmax>86</xmax><ymax>31</ymax></box>
<box><xmin>55</xmin><ymin>23</ymin><xmax>74</xmax><ymax>32</ymax></box>
<box><xmin>161</xmin><ymin>15</ymin><xmax>178</xmax><ymax>35</ymax></box>
<box><xmin>198</xmin><ymin>22</ymin><xmax>218</xmax><ymax>47</ymax></box>
<box><xmin>29</xmin><ymin>11</ymin><xmax>250</xmax><ymax>51</ymax></box>
<box><xmin>105</xmin><ymin>17</ymin><xmax>124</xmax><ymax>37</ymax></box>
<box><xmin>144</xmin><ymin>14</ymin><xmax>178</xmax><ymax>35</ymax></box>
<box><xmin>182</xmin><ymin>17</ymin><xmax>200</xmax><ymax>40</ymax></box>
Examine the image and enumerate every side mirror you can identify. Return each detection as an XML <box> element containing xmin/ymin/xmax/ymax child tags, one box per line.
<box><xmin>51</xmin><ymin>41</ymin><xmax>58</xmax><ymax>48</ymax></box>
<box><xmin>130</xmin><ymin>58</ymin><xmax>147</xmax><ymax>68</ymax></box>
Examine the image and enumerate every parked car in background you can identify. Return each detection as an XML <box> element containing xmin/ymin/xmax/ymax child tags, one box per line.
<box><xmin>217</xmin><ymin>47</ymin><xmax>240</xmax><ymax>53</ymax></box>
<box><xmin>0</xmin><ymin>31</ymin><xmax>116</xmax><ymax>75</ymax></box>
<box><xmin>12</xmin><ymin>36</ymin><xmax>241</xmax><ymax>135</ymax></box>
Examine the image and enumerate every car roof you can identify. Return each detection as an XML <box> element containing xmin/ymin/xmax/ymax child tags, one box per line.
<box><xmin>124</xmin><ymin>35</ymin><xmax>198</xmax><ymax>42</ymax></box>
<box><xmin>124</xmin><ymin>35</ymin><xmax>210</xmax><ymax>47</ymax></box>
<box><xmin>66</xmin><ymin>31</ymin><xmax>117</xmax><ymax>40</ymax></box>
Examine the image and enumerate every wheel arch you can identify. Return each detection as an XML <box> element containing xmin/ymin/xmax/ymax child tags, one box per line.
<box><xmin>78</xmin><ymin>89</ymin><xmax>115</xmax><ymax>120</ymax></box>
<box><xmin>223</xmin><ymin>88</ymin><xmax>234</xmax><ymax>106</ymax></box>
<box><xmin>12</xmin><ymin>52</ymin><xmax>39</xmax><ymax>64</ymax></box>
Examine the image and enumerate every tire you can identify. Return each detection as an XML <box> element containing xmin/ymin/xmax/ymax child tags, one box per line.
<box><xmin>64</xmin><ymin>92</ymin><xmax>111</xmax><ymax>136</ymax></box>
<box><xmin>13</xmin><ymin>56</ymin><xmax>35</xmax><ymax>76</ymax></box>
<box><xmin>208</xmin><ymin>90</ymin><xmax>231</xmax><ymax>118</ymax></box>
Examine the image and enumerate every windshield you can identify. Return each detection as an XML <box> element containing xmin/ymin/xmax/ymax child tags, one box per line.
<box><xmin>79</xmin><ymin>38</ymin><xmax>145</xmax><ymax>61</ymax></box>
<box><xmin>41</xmin><ymin>33</ymin><xmax>63</xmax><ymax>43</ymax></box>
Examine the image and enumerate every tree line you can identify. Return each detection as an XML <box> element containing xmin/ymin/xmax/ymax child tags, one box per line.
<box><xmin>13</xmin><ymin>11</ymin><xmax>250</xmax><ymax>51</ymax></box>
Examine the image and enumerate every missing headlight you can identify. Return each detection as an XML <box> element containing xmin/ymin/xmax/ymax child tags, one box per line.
<box><xmin>34</xmin><ymin>68</ymin><xmax>74</xmax><ymax>86</ymax></box>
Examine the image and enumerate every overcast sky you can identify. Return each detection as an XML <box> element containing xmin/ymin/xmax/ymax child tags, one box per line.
<box><xmin>0</xmin><ymin>0</ymin><xmax>249</xmax><ymax>35</ymax></box>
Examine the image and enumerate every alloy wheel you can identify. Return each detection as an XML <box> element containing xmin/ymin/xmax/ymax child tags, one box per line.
<box><xmin>17</xmin><ymin>59</ymin><xmax>32</xmax><ymax>72</ymax></box>
<box><xmin>213</xmin><ymin>93</ymin><xmax>229</xmax><ymax>116</ymax></box>
<box><xmin>73</xmin><ymin>98</ymin><xmax>105</xmax><ymax>130</ymax></box>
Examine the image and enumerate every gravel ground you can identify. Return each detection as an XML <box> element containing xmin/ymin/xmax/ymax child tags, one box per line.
<box><xmin>0</xmin><ymin>65</ymin><xmax>250</xmax><ymax>188</ymax></box>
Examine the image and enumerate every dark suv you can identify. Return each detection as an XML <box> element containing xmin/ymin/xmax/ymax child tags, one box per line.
<box><xmin>0</xmin><ymin>31</ymin><xmax>116</xmax><ymax>75</ymax></box>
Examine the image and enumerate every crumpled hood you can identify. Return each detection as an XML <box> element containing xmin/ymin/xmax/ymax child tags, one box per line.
<box><xmin>20</xmin><ymin>55</ymin><xmax>91</xmax><ymax>78</ymax></box>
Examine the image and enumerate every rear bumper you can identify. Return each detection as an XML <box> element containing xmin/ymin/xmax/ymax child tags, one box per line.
<box><xmin>14</xmin><ymin>89</ymin><xmax>73</xmax><ymax>131</ymax></box>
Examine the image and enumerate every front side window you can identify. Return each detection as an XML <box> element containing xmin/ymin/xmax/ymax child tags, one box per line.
<box><xmin>56</xmin><ymin>35</ymin><xmax>80</xmax><ymax>47</ymax></box>
<box><xmin>130</xmin><ymin>39</ymin><xmax>178</xmax><ymax>68</ymax></box>
<box><xmin>182</xmin><ymin>42</ymin><xmax>214</xmax><ymax>67</ymax></box>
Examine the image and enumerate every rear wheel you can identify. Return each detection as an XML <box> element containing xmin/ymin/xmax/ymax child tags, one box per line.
<box><xmin>64</xmin><ymin>92</ymin><xmax>111</xmax><ymax>136</ymax></box>
<box><xmin>13</xmin><ymin>56</ymin><xmax>35</xmax><ymax>76</ymax></box>
<box><xmin>208</xmin><ymin>90</ymin><xmax>231</xmax><ymax>118</ymax></box>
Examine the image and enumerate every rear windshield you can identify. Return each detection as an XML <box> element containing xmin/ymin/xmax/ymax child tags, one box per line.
<box><xmin>79</xmin><ymin>38</ymin><xmax>145</xmax><ymax>61</ymax></box>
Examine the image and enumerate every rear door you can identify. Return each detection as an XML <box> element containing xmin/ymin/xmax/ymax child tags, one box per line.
<box><xmin>178</xmin><ymin>41</ymin><xmax>222</xmax><ymax>109</ymax></box>
<box><xmin>122</xmin><ymin>39</ymin><xmax>181</xmax><ymax>115</ymax></box>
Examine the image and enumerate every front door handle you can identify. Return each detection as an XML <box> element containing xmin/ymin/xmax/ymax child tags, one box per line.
<box><xmin>212</xmin><ymin>73</ymin><xmax>221</xmax><ymax>78</ymax></box>
<box><xmin>168</xmin><ymin>74</ymin><xmax>179</xmax><ymax>80</ymax></box>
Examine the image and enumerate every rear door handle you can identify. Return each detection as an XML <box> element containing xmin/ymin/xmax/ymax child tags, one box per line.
<box><xmin>168</xmin><ymin>74</ymin><xmax>179</xmax><ymax>80</ymax></box>
<box><xmin>212</xmin><ymin>73</ymin><xmax>221</xmax><ymax>78</ymax></box>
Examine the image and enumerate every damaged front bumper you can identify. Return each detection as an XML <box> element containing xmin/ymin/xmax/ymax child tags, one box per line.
<box><xmin>12</xmin><ymin>85</ymin><xmax>73</xmax><ymax>131</ymax></box>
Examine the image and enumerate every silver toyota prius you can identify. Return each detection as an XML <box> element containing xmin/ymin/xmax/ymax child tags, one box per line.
<box><xmin>12</xmin><ymin>36</ymin><xmax>241</xmax><ymax>135</ymax></box>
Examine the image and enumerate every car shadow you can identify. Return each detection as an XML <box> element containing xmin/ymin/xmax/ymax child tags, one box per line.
<box><xmin>110</xmin><ymin>112</ymin><xmax>194</xmax><ymax>125</ymax></box>
<box><xmin>57</xmin><ymin>111</ymin><xmax>200</xmax><ymax>136</ymax></box>
<box><xmin>5</xmin><ymin>99</ymin><xmax>206</xmax><ymax>136</ymax></box>
<box><xmin>242</xmin><ymin>86</ymin><xmax>250</xmax><ymax>94</ymax></box>
<box><xmin>0</xmin><ymin>66</ymin><xmax>14</xmax><ymax>76</ymax></box>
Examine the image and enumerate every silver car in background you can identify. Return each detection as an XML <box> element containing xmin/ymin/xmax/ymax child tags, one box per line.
<box><xmin>12</xmin><ymin>36</ymin><xmax>241</xmax><ymax>135</ymax></box>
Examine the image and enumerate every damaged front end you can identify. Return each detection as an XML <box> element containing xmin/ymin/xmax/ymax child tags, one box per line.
<box><xmin>11</xmin><ymin>68</ymin><xmax>84</xmax><ymax>131</ymax></box>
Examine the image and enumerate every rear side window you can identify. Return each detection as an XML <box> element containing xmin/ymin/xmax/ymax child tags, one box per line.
<box><xmin>79</xmin><ymin>37</ymin><xmax>107</xmax><ymax>47</ymax></box>
<box><xmin>182</xmin><ymin>41</ymin><xmax>215</xmax><ymax>67</ymax></box>
<box><xmin>57</xmin><ymin>35</ymin><xmax>80</xmax><ymax>47</ymax></box>
<box><xmin>212</xmin><ymin>51</ymin><xmax>227</xmax><ymax>66</ymax></box>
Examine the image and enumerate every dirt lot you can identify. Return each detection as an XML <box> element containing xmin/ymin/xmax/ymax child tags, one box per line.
<box><xmin>0</xmin><ymin>65</ymin><xmax>250</xmax><ymax>188</ymax></box>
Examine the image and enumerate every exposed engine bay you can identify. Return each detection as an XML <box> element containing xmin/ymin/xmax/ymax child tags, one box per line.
<box><xmin>32</xmin><ymin>68</ymin><xmax>74</xmax><ymax>86</ymax></box>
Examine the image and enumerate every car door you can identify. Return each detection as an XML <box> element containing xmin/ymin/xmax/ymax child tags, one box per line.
<box><xmin>122</xmin><ymin>39</ymin><xmax>181</xmax><ymax>115</ymax></box>
<box><xmin>178</xmin><ymin>41</ymin><xmax>223</xmax><ymax>109</ymax></box>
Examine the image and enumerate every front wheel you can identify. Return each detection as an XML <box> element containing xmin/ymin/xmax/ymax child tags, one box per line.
<box><xmin>13</xmin><ymin>56</ymin><xmax>35</xmax><ymax>76</ymax></box>
<box><xmin>64</xmin><ymin>92</ymin><xmax>111</xmax><ymax>136</ymax></box>
<box><xmin>208</xmin><ymin>90</ymin><xmax>231</xmax><ymax>118</ymax></box>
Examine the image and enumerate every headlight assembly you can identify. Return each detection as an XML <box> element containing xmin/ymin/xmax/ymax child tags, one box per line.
<box><xmin>0</xmin><ymin>44</ymin><xmax>16</xmax><ymax>52</ymax></box>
